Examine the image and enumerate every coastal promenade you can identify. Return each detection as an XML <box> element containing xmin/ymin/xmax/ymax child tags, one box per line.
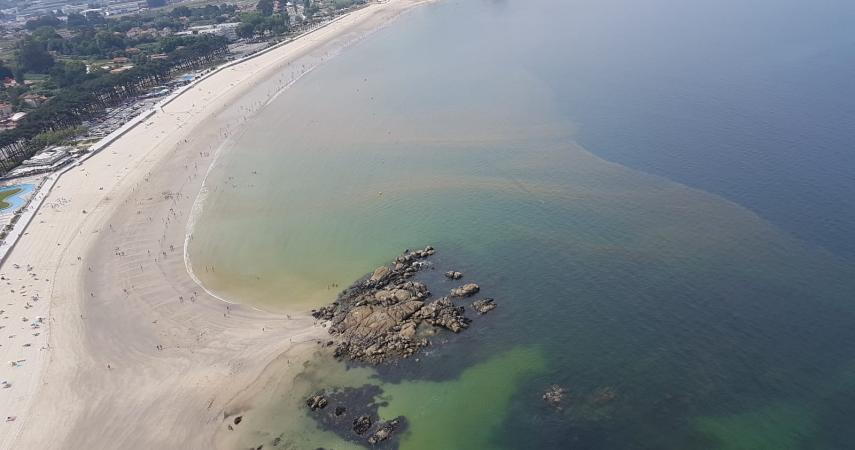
<box><xmin>0</xmin><ymin>1</ymin><xmax>427</xmax><ymax>448</ymax></box>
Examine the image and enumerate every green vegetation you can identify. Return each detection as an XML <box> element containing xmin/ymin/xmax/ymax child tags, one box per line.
<box><xmin>31</xmin><ymin>126</ymin><xmax>86</xmax><ymax>148</ymax></box>
<box><xmin>0</xmin><ymin>32</ymin><xmax>230</xmax><ymax>169</ymax></box>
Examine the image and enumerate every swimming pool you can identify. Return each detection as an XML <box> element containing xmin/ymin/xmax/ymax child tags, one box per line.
<box><xmin>0</xmin><ymin>184</ymin><xmax>35</xmax><ymax>212</ymax></box>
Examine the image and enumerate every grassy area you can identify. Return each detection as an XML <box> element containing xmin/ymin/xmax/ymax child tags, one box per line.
<box><xmin>0</xmin><ymin>186</ymin><xmax>22</xmax><ymax>210</ymax></box>
<box><xmin>23</xmin><ymin>73</ymin><xmax>49</xmax><ymax>81</ymax></box>
<box><xmin>0</xmin><ymin>37</ymin><xmax>17</xmax><ymax>62</ymax></box>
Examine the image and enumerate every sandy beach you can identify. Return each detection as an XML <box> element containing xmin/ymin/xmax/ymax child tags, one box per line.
<box><xmin>0</xmin><ymin>1</ymin><xmax>425</xmax><ymax>448</ymax></box>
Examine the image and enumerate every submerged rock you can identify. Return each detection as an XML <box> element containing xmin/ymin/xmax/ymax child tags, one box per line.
<box><xmin>305</xmin><ymin>385</ymin><xmax>407</xmax><ymax>449</ymax></box>
<box><xmin>306</xmin><ymin>394</ymin><xmax>328</xmax><ymax>411</ymax></box>
<box><xmin>543</xmin><ymin>385</ymin><xmax>567</xmax><ymax>409</ymax></box>
<box><xmin>450</xmin><ymin>283</ymin><xmax>480</xmax><ymax>298</ymax></box>
<box><xmin>471</xmin><ymin>298</ymin><xmax>497</xmax><ymax>314</ymax></box>
<box><xmin>590</xmin><ymin>386</ymin><xmax>618</xmax><ymax>406</ymax></box>
<box><xmin>352</xmin><ymin>415</ymin><xmax>372</xmax><ymax>435</ymax></box>
<box><xmin>368</xmin><ymin>419</ymin><xmax>401</xmax><ymax>445</ymax></box>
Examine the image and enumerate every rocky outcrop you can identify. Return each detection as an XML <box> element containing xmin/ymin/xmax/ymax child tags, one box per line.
<box><xmin>472</xmin><ymin>298</ymin><xmax>496</xmax><ymax>314</ymax></box>
<box><xmin>444</xmin><ymin>271</ymin><xmax>463</xmax><ymax>280</ymax></box>
<box><xmin>352</xmin><ymin>415</ymin><xmax>372</xmax><ymax>435</ymax></box>
<box><xmin>412</xmin><ymin>298</ymin><xmax>470</xmax><ymax>333</ymax></box>
<box><xmin>369</xmin><ymin>266</ymin><xmax>391</xmax><ymax>282</ymax></box>
<box><xmin>368</xmin><ymin>419</ymin><xmax>401</xmax><ymax>445</ymax></box>
<box><xmin>543</xmin><ymin>385</ymin><xmax>567</xmax><ymax>409</ymax></box>
<box><xmin>305</xmin><ymin>248</ymin><xmax>506</xmax><ymax>448</ymax></box>
<box><xmin>450</xmin><ymin>283</ymin><xmax>480</xmax><ymax>298</ymax></box>
<box><xmin>306</xmin><ymin>394</ymin><xmax>328</xmax><ymax>411</ymax></box>
<box><xmin>311</xmin><ymin>246</ymin><xmax>494</xmax><ymax>364</ymax></box>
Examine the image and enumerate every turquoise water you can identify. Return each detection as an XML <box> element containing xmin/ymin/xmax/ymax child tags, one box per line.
<box><xmin>190</xmin><ymin>1</ymin><xmax>855</xmax><ymax>448</ymax></box>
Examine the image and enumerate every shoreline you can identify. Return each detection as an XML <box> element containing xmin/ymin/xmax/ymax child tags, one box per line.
<box><xmin>181</xmin><ymin>58</ymin><xmax>322</xmax><ymax>310</ymax></box>
<box><xmin>0</xmin><ymin>1</ymin><xmax>428</xmax><ymax>448</ymax></box>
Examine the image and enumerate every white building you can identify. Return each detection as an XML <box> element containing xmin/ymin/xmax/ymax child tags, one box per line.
<box><xmin>5</xmin><ymin>146</ymin><xmax>74</xmax><ymax>178</ymax></box>
<box><xmin>186</xmin><ymin>22</ymin><xmax>241</xmax><ymax>41</ymax></box>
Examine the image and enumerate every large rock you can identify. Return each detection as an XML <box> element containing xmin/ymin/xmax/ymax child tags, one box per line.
<box><xmin>306</xmin><ymin>394</ymin><xmax>328</xmax><ymax>411</ymax></box>
<box><xmin>444</xmin><ymin>271</ymin><xmax>463</xmax><ymax>280</ymax></box>
<box><xmin>399</xmin><ymin>321</ymin><xmax>417</xmax><ymax>339</ymax></box>
<box><xmin>316</xmin><ymin>247</ymin><xmax>487</xmax><ymax>364</ymax></box>
<box><xmin>335</xmin><ymin>300</ymin><xmax>424</xmax><ymax>341</ymax></box>
<box><xmin>450</xmin><ymin>283</ymin><xmax>480</xmax><ymax>297</ymax></box>
<box><xmin>369</xmin><ymin>266</ymin><xmax>391</xmax><ymax>282</ymax></box>
<box><xmin>413</xmin><ymin>298</ymin><xmax>471</xmax><ymax>333</ymax></box>
<box><xmin>373</xmin><ymin>290</ymin><xmax>394</xmax><ymax>302</ymax></box>
<box><xmin>393</xmin><ymin>289</ymin><xmax>412</xmax><ymax>301</ymax></box>
<box><xmin>472</xmin><ymin>298</ymin><xmax>497</xmax><ymax>314</ymax></box>
<box><xmin>368</xmin><ymin>419</ymin><xmax>401</xmax><ymax>445</ymax></box>
<box><xmin>352</xmin><ymin>415</ymin><xmax>372</xmax><ymax>435</ymax></box>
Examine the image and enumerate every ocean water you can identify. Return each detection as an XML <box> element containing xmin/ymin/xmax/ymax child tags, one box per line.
<box><xmin>189</xmin><ymin>0</ymin><xmax>855</xmax><ymax>448</ymax></box>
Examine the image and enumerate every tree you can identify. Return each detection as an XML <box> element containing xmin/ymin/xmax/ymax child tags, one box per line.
<box><xmin>236</xmin><ymin>22</ymin><xmax>256</xmax><ymax>39</ymax></box>
<box><xmin>170</xmin><ymin>5</ymin><xmax>191</xmax><ymax>17</ymax></box>
<box><xmin>32</xmin><ymin>26</ymin><xmax>60</xmax><ymax>42</ymax></box>
<box><xmin>0</xmin><ymin>62</ymin><xmax>13</xmax><ymax>80</ymax></box>
<box><xmin>332</xmin><ymin>0</ymin><xmax>353</xmax><ymax>10</ymax></box>
<box><xmin>50</xmin><ymin>61</ymin><xmax>88</xmax><ymax>87</ymax></box>
<box><xmin>256</xmin><ymin>0</ymin><xmax>274</xmax><ymax>16</ymax></box>
<box><xmin>16</xmin><ymin>38</ymin><xmax>55</xmax><ymax>73</ymax></box>
<box><xmin>66</xmin><ymin>12</ymin><xmax>87</xmax><ymax>28</ymax></box>
<box><xmin>85</xmin><ymin>11</ymin><xmax>105</xmax><ymax>25</ymax></box>
<box><xmin>94</xmin><ymin>31</ymin><xmax>126</xmax><ymax>55</ymax></box>
<box><xmin>25</xmin><ymin>15</ymin><xmax>61</xmax><ymax>30</ymax></box>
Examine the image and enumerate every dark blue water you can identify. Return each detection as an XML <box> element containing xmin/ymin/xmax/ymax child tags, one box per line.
<box><xmin>520</xmin><ymin>0</ymin><xmax>855</xmax><ymax>262</ymax></box>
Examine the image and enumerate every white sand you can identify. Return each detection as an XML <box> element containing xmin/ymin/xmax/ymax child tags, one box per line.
<box><xmin>0</xmin><ymin>1</ymin><xmax>425</xmax><ymax>447</ymax></box>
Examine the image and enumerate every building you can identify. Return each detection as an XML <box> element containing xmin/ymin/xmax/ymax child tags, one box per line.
<box><xmin>4</xmin><ymin>146</ymin><xmax>74</xmax><ymax>178</ymax></box>
<box><xmin>109</xmin><ymin>65</ymin><xmax>134</xmax><ymax>74</ymax></box>
<box><xmin>0</xmin><ymin>112</ymin><xmax>28</xmax><ymax>130</ymax></box>
<box><xmin>104</xmin><ymin>2</ymin><xmax>143</xmax><ymax>16</ymax></box>
<box><xmin>20</xmin><ymin>146</ymin><xmax>71</xmax><ymax>167</ymax></box>
<box><xmin>20</xmin><ymin>93</ymin><xmax>48</xmax><ymax>108</ymax></box>
<box><xmin>185</xmin><ymin>22</ymin><xmax>241</xmax><ymax>41</ymax></box>
<box><xmin>63</xmin><ymin>4</ymin><xmax>88</xmax><ymax>14</ymax></box>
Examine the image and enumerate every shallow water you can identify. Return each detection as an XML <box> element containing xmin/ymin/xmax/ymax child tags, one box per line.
<box><xmin>190</xmin><ymin>0</ymin><xmax>855</xmax><ymax>448</ymax></box>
